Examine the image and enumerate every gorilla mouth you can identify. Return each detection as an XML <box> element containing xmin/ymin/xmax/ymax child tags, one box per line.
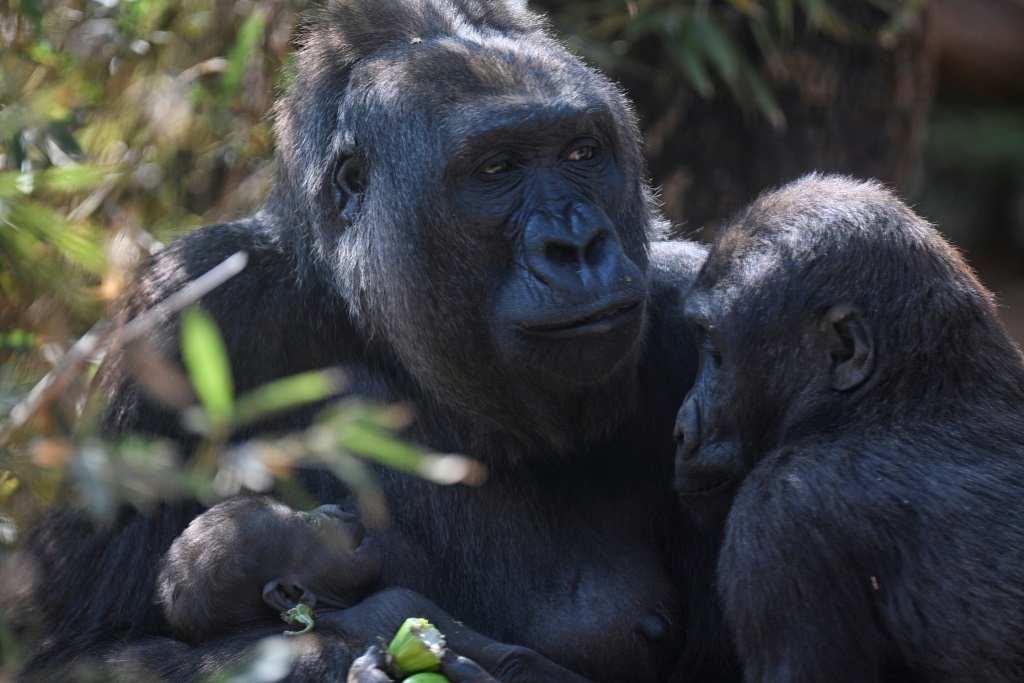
<box><xmin>519</xmin><ymin>301</ymin><xmax>642</xmax><ymax>338</ymax></box>
<box><xmin>675</xmin><ymin>473</ymin><xmax>737</xmax><ymax>497</ymax></box>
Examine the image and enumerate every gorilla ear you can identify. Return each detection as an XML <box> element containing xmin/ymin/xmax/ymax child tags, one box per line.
<box><xmin>262</xmin><ymin>579</ymin><xmax>317</xmax><ymax>613</ymax></box>
<box><xmin>820</xmin><ymin>304</ymin><xmax>875</xmax><ymax>392</ymax></box>
<box><xmin>333</xmin><ymin>155</ymin><xmax>366</xmax><ymax>227</ymax></box>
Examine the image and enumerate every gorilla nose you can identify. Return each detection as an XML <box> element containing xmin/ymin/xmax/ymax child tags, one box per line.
<box><xmin>524</xmin><ymin>206</ymin><xmax>627</xmax><ymax>290</ymax></box>
<box><xmin>674</xmin><ymin>395</ymin><xmax>701</xmax><ymax>458</ymax></box>
<box><xmin>543</xmin><ymin>229</ymin><xmax>609</xmax><ymax>269</ymax></box>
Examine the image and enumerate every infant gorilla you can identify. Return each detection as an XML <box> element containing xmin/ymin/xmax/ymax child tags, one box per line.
<box><xmin>675</xmin><ymin>174</ymin><xmax>1024</xmax><ymax>682</ymax></box>
<box><xmin>157</xmin><ymin>496</ymin><xmax>592</xmax><ymax>683</ymax></box>
<box><xmin>157</xmin><ymin>496</ymin><xmax>382</xmax><ymax>644</ymax></box>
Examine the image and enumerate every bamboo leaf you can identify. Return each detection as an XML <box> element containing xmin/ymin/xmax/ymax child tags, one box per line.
<box><xmin>694</xmin><ymin>17</ymin><xmax>741</xmax><ymax>83</ymax></box>
<box><xmin>739</xmin><ymin>61</ymin><xmax>785</xmax><ymax>129</ymax></box>
<box><xmin>7</xmin><ymin>201</ymin><xmax>105</xmax><ymax>273</ymax></box>
<box><xmin>233</xmin><ymin>369</ymin><xmax>344</xmax><ymax>429</ymax></box>
<box><xmin>336</xmin><ymin>421</ymin><xmax>425</xmax><ymax>471</ymax></box>
<box><xmin>220</xmin><ymin>11</ymin><xmax>267</xmax><ymax>104</ymax></box>
<box><xmin>670</xmin><ymin>24</ymin><xmax>715</xmax><ymax>98</ymax></box>
<box><xmin>774</xmin><ymin>0</ymin><xmax>794</xmax><ymax>38</ymax></box>
<box><xmin>0</xmin><ymin>329</ymin><xmax>40</xmax><ymax>351</ymax></box>
<box><xmin>36</xmin><ymin>165</ymin><xmax>119</xmax><ymax>194</ymax></box>
<box><xmin>180</xmin><ymin>307</ymin><xmax>234</xmax><ymax>425</ymax></box>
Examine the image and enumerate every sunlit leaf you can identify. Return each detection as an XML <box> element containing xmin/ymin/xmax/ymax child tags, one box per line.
<box><xmin>0</xmin><ymin>329</ymin><xmax>39</xmax><ymax>352</ymax></box>
<box><xmin>6</xmin><ymin>201</ymin><xmax>105</xmax><ymax>273</ymax></box>
<box><xmin>335</xmin><ymin>421</ymin><xmax>425</xmax><ymax>471</ymax></box>
<box><xmin>180</xmin><ymin>307</ymin><xmax>234</xmax><ymax>425</ymax></box>
<box><xmin>233</xmin><ymin>369</ymin><xmax>345</xmax><ymax>428</ymax></box>
<box><xmin>220</xmin><ymin>11</ymin><xmax>267</xmax><ymax>104</ymax></box>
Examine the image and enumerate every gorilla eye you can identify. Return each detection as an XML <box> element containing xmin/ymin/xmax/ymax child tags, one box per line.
<box><xmin>480</xmin><ymin>157</ymin><xmax>514</xmax><ymax>175</ymax></box>
<box><xmin>703</xmin><ymin>336</ymin><xmax>723</xmax><ymax>368</ymax></box>
<box><xmin>566</xmin><ymin>145</ymin><xmax>596</xmax><ymax>162</ymax></box>
<box><xmin>297</xmin><ymin>511</ymin><xmax>323</xmax><ymax>529</ymax></box>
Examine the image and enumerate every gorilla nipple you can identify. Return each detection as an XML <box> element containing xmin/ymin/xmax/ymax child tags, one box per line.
<box><xmin>637</xmin><ymin>614</ymin><xmax>670</xmax><ymax>642</ymax></box>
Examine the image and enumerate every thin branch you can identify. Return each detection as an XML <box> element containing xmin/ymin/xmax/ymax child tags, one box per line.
<box><xmin>0</xmin><ymin>251</ymin><xmax>249</xmax><ymax>447</ymax></box>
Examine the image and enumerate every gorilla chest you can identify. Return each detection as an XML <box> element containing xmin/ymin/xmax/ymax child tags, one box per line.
<box><xmin>385</xmin><ymin>471</ymin><xmax>683</xmax><ymax>682</ymax></box>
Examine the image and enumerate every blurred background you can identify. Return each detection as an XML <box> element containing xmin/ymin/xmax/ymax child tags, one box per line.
<box><xmin>0</xmin><ymin>0</ymin><xmax>1023</xmax><ymax>627</ymax></box>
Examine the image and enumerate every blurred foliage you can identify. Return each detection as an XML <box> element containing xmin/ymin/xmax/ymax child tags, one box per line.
<box><xmin>0</xmin><ymin>0</ymin><xmax>305</xmax><ymax>551</ymax></box>
<box><xmin>540</xmin><ymin>0</ymin><xmax>927</xmax><ymax>129</ymax></box>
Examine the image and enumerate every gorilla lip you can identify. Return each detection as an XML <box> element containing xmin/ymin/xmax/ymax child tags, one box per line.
<box><xmin>518</xmin><ymin>301</ymin><xmax>642</xmax><ymax>338</ymax></box>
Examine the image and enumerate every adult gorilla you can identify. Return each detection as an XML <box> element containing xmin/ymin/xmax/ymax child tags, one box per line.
<box><xmin>15</xmin><ymin>0</ymin><xmax>734</xmax><ymax>681</ymax></box>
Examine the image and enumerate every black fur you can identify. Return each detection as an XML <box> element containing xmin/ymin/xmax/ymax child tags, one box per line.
<box><xmin>675</xmin><ymin>174</ymin><xmax>1024</xmax><ymax>682</ymax></box>
<box><xmin>13</xmin><ymin>1</ymin><xmax>739</xmax><ymax>681</ymax></box>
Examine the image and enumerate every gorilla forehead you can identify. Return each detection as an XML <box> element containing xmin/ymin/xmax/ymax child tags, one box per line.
<box><xmin>346</xmin><ymin>35</ymin><xmax>626</xmax><ymax>147</ymax></box>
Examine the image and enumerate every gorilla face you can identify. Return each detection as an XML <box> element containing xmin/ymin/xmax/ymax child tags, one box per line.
<box><xmin>448</xmin><ymin>100</ymin><xmax>649</xmax><ymax>387</ymax></box>
<box><xmin>318</xmin><ymin>31</ymin><xmax>657</xmax><ymax>429</ymax></box>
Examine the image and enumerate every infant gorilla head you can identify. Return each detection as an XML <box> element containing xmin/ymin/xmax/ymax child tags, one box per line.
<box><xmin>156</xmin><ymin>496</ymin><xmax>382</xmax><ymax>644</ymax></box>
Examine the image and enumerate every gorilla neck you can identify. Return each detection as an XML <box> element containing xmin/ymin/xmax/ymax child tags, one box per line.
<box><xmin>373</xmin><ymin>342</ymin><xmax>644</xmax><ymax>460</ymax></box>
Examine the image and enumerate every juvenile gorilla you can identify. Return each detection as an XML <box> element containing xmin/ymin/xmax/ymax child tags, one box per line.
<box><xmin>157</xmin><ymin>497</ymin><xmax>591</xmax><ymax>683</ymax></box>
<box><xmin>14</xmin><ymin>0</ymin><xmax>732</xmax><ymax>681</ymax></box>
<box><xmin>675</xmin><ymin>174</ymin><xmax>1024</xmax><ymax>682</ymax></box>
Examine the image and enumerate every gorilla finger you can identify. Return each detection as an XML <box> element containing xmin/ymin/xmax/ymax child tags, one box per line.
<box><xmin>347</xmin><ymin>646</ymin><xmax>393</xmax><ymax>683</ymax></box>
<box><xmin>440</xmin><ymin>648</ymin><xmax>498</xmax><ymax>682</ymax></box>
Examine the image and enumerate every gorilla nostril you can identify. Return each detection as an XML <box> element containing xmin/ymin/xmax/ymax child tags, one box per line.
<box><xmin>676</xmin><ymin>396</ymin><xmax>700</xmax><ymax>450</ymax></box>
<box><xmin>673</xmin><ymin>422</ymin><xmax>685</xmax><ymax>443</ymax></box>
<box><xmin>584</xmin><ymin>232</ymin><xmax>608</xmax><ymax>265</ymax></box>
<box><xmin>637</xmin><ymin>614</ymin><xmax>670</xmax><ymax>643</ymax></box>
<box><xmin>544</xmin><ymin>241</ymin><xmax>580</xmax><ymax>266</ymax></box>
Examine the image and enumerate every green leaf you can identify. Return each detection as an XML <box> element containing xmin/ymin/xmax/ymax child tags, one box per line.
<box><xmin>774</xmin><ymin>0</ymin><xmax>794</xmax><ymax>38</ymax></box>
<box><xmin>694</xmin><ymin>17</ymin><xmax>741</xmax><ymax>83</ymax></box>
<box><xmin>233</xmin><ymin>369</ymin><xmax>344</xmax><ymax>428</ymax></box>
<box><xmin>799</xmin><ymin>0</ymin><xmax>849</xmax><ymax>39</ymax></box>
<box><xmin>739</xmin><ymin>61</ymin><xmax>785</xmax><ymax>129</ymax></box>
<box><xmin>624</xmin><ymin>12</ymin><xmax>673</xmax><ymax>40</ymax></box>
<box><xmin>36</xmin><ymin>165</ymin><xmax>119</xmax><ymax>194</ymax></box>
<box><xmin>0</xmin><ymin>329</ymin><xmax>39</xmax><ymax>351</ymax></box>
<box><xmin>669</xmin><ymin>25</ymin><xmax>715</xmax><ymax>98</ymax></box>
<box><xmin>220</xmin><ymin>11</ymin><xmax>267</xmax><ymax>105</ymax></box>
<box><xmin>180</xmin><ymin>307</ymin><xmax>234</xmax><ymax>425</ymax></box>
<box><xmin>7</xmin><ymin>200</ymin><xmax>106</xmax><ymax>273</ymax></box>
<box><xmin>336</xmin><ymin>421</ymin><xmax>425</xmax><ymax>471</ymax></box>
<box><xmin>799</xmin><ymin>0</ymin><xmax>826</xmax><ymax>27</ymax></box>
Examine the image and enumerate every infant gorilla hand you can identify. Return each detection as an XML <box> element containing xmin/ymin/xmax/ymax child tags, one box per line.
<box><xmin>347</xmin><ymin>646</ymin><xmax>497</xmax><ymax>683</ymax></box>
